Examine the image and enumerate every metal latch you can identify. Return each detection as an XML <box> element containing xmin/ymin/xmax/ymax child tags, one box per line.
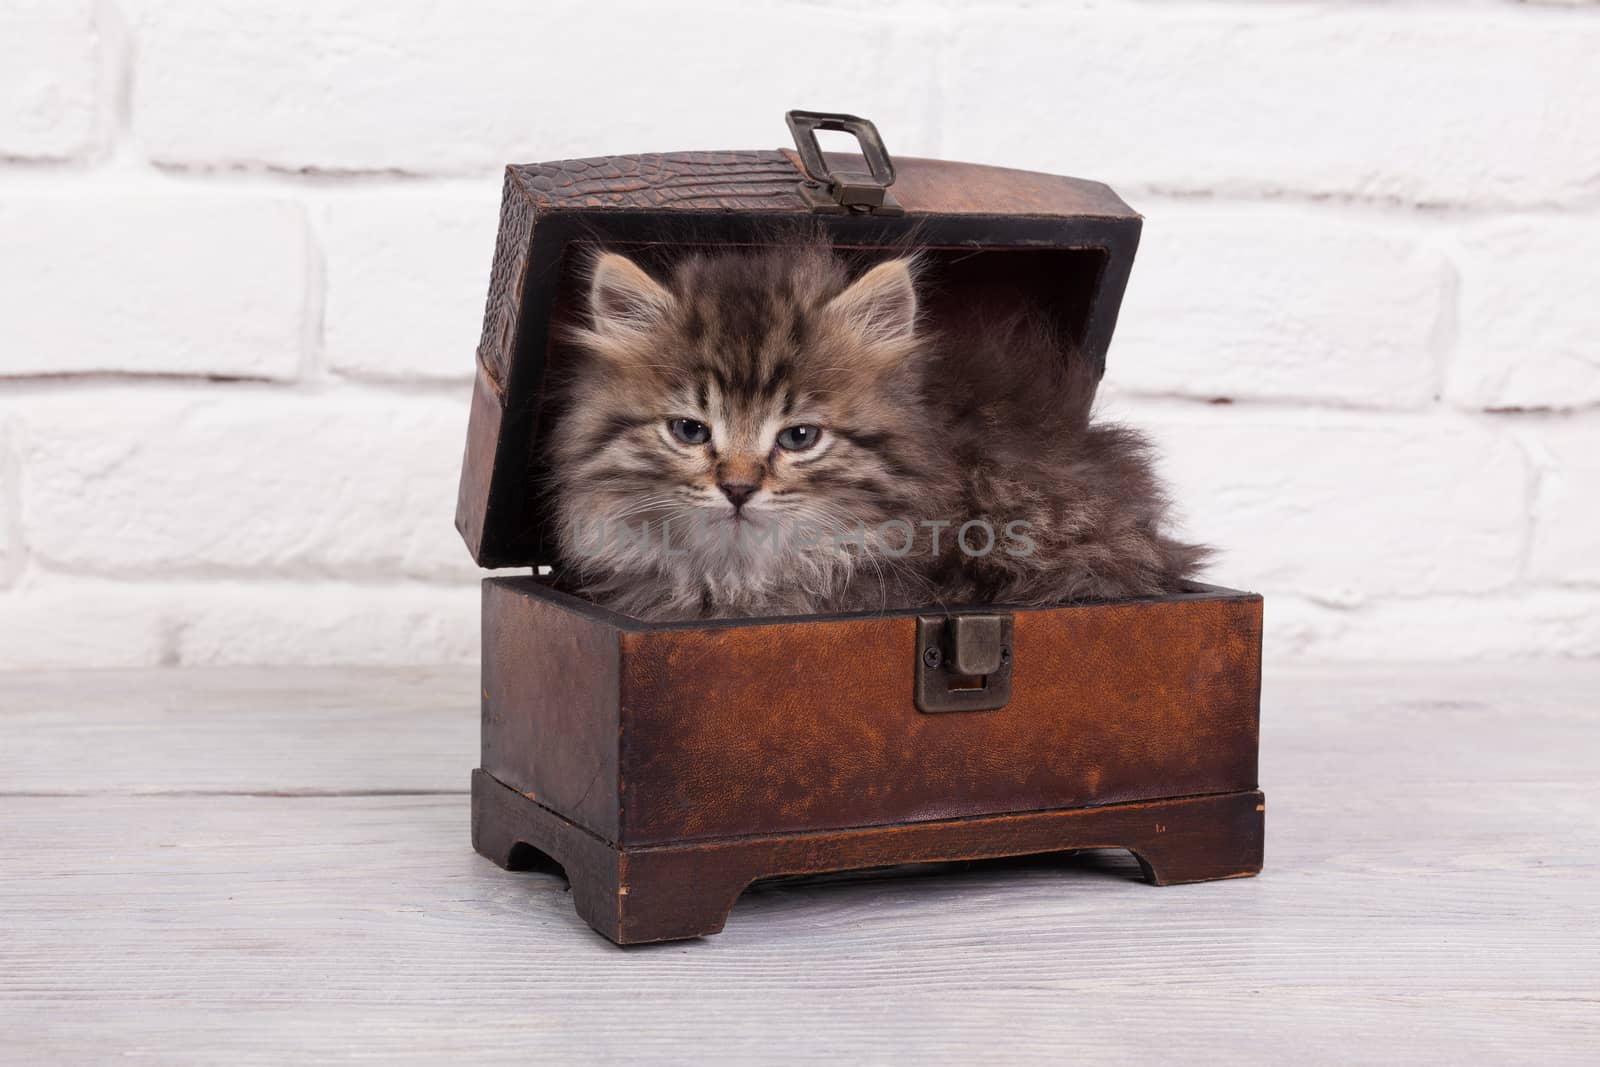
<box><xmin>914</xmin><ymin>613</ymin><xmax>1014</xmax><ymax>713</ymax></box>
<box><xmin>785</xmin><ymin>110</ymin><xmax>904</xmax><ymax>216</ymax></box>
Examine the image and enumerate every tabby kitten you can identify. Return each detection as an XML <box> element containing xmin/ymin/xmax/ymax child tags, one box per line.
<box><xmin>548</xmin><ymin>244</ymin><xmax>1205</xmax><ymax>620</ymax></box>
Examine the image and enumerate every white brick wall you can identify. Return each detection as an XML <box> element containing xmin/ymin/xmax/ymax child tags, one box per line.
<box><xmin>1125</xmin><ymin>405</ymin><xmax>1531</xmax><ymax>606</ymax></box>
<box><xmin>129</xmin><ymin>0</ymin><xmax>943</xmax><ymax>173</ymax></box>
<box><xmin>0</xmin><ymin>1</ymin><xmax>104</xmax><ymax>160</ymax></box>
<box><xmin>2</xmin><ymin>0</ymin><xmax>1598</xmax><ymax>668</ymax></box>
<box><xmin>14</xmin><ymin>389</ymin><xmax>474</xmax><ymax>580</ymax></box>
<box><xmin>1113</xmin><ymin>208</ymin><xmax>1451</xmax><ymax>409</ymax></box>
<box><xmin>941</xmin><ymin>7</ymin><xmax>1600</xmax><ymax>206</ymax></box>
<box><xmin>0</xmin><ymin>195</ymin><xmax>309</xmax><ymax>379</ymax></box>
<box><xmin>322</xmin><ymin>194</ymin><xmax>501</xmax><ymax>382</ymax></box>
<box><xmin>1451</xmin><ymin>219</ymin><xmax>1600</xmax><ymax>409</ymax></box>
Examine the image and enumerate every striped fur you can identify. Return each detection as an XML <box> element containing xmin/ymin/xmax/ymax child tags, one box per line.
<box><xmin>547</xmin><ymin>244</ymin><xmax>1207</xmax><ymax>620</ymax></box>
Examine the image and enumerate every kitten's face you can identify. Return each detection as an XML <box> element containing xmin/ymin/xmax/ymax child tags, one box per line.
<box><xmin>552</xmin><ymin>245</ymin><xmax>940</xmax><ymax>602</ymax></box>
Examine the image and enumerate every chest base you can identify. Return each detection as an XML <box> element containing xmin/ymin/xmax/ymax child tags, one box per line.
<box><xmin>472</xmin><ymin>769</ymin><xmax>1264</xmax><ymax>945</ymax></box>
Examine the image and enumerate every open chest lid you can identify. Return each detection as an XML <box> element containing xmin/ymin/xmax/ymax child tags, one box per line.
<box><xmin>456</xmin><ymin>111</ymin><xmax>1142</xmax><ymax>569</ymax></box>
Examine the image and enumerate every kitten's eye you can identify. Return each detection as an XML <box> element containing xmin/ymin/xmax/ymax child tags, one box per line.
<box><xmin>667</xmin><ymin>417</ymin><xmax>711</xmax><ymax>445</ymax></box>
<box><xmin>776</xmin><ymin>425</ymin><xmax>823</xmax><ymax>452</ymax></box>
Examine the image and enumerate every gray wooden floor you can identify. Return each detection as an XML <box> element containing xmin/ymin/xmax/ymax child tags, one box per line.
<box><xmin>2</xmin><ymin>664</ymin><xmax>1597</xmax><ymax>1065</ymax></box>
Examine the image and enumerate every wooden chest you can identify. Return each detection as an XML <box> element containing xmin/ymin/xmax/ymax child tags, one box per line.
<box><xmin>460</xmin><ymin>112</ymin><xmax>1264</xmax><ymax>944</ymax></box>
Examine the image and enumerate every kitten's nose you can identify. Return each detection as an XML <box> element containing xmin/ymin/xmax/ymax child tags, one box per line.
<box><xmin>718</xmin><ymin>482</ymin><xmax>759</xmax><ymax>509</ymax></box>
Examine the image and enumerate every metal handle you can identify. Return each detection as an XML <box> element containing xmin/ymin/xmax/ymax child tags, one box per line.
<box><xmin>785</xmin><ymin>109</ymin><xmax>903</xmax><ymax>215</ymax></box>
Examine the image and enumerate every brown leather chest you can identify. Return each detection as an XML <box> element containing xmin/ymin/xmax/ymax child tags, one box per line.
<box><xmin>461</xmin><ymin>112</ymin><xmax>1264</xmax><ymax>944</ymax></box>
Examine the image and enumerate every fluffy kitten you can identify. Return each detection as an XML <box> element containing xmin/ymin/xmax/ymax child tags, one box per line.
<box><xmin>548</xmin><ymin>244</ymin><xmax>1206</xmax><ymax>620</ymax></box>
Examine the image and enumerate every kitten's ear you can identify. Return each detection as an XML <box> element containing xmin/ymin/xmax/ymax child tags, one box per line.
<box><xmin>589</xmin><ymin>253</ymin><xmax>675</xmax><ymax>338</ymax></box>
<box><xmin>825</xmin><ymin>259</ymin><xmax>919</xmax><ymax>348</ymax></box>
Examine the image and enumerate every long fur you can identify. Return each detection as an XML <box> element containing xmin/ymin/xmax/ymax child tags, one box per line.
<box><xmin>546</xmin><ymin>243</ymin><xmax>1207</xmax><ymax>620</ymax></box>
